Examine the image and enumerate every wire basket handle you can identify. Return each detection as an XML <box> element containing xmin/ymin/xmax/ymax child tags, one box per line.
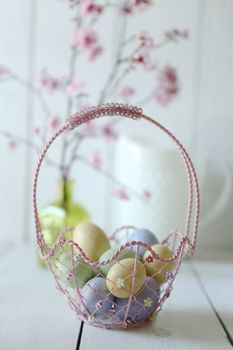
<box><xmin>33</xmin><ymin>103</ymin><xmax>200</xmax><ymax>257</ymax></box>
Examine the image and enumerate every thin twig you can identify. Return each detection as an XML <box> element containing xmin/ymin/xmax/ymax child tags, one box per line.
<box><xmin>136</xmin><ymin>90</ymin><xmax>155</xmax><ymax>106</ymax></box>
<box><xmin>74</xmin><ymin>155</ymin><xmax>148</xmax><ymax>202</ymax></box>
<box><xmin>98</xmin><ymin>15</ymin><xmax>128</xmax><ymax>104</ymax></box>
<box><xmin>0</xmin><ymin>130</ymin><xmax>61</xmax><ymax>170</ymax></box>
<box><xmin>11</xmin><ymin>74</ymin><xmax>51</xmax><ymax>116</ymax></box>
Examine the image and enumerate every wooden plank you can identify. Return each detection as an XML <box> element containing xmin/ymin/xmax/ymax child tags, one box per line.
<box><xmin>192</xmin><ymin>256</ymin><xmax>233</xmax><ymax>344</ymax></box>
<box><xmin>194</xmin><ymin>0</ymin><xmax>233</xmax><ymax>253</ymax></box>
<box><xmin>196</xmin><ymin>0</ymin><xmax>233</xmax><ymax>162</ymax></box>
<box><xmin>0</xmin><ymin>244</ymin><xmax>80</xmax><ymax>350</ymax></box>
<box><xmin>79</xmin><ymin>261</ymin><xmax>232</xmax><ymax>350</ymax></box>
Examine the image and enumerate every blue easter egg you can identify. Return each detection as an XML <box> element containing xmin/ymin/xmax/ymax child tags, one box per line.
<box><xmin>114</xmin><ymin>277</ymin><xmax>160</xmax><ymax>323</ymax></box>
<box><xmin>82</xmin><ymin>276</ymin><xmax>114</xmax><ymax>318</ymax></box>
<box><xmin>127</xmin><ymin>228</ymin><xmax>159</xmax><ymax>257</ymax></box>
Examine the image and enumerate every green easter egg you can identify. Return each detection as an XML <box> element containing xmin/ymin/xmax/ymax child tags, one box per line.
<box><xmin>39</xmin><ymin>206</ymin><xmax>66</xmax><ymax>246</ymax></box>
<box><xmin>53</xmin><ymin>252</ymin><xmax>95</xmax><ymax>288</ymax></box>
<box><xmin>98</xmin><ymin>247</ymin><xmax>135</xmax><ymax>276</ymax></box>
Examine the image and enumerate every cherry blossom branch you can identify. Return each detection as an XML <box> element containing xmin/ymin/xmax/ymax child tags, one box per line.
<box><xmin>65</xmin><ymin>132</ymin><xmax>84</xmax><ymax>175</ymax></box>
<box><xmin>60</xmin><ymin>9</ymin><xmax>83</xmax><ymax>176</ymax></box>
<box><xmin>0</xmin><ymin>70</ymin><xmax>52</xmax><ymax>145</ymax></box>
<box><xmin>60</xmin><ymin>1</ymin><xmax>115</xmax><ymax>175</ymax></box>
<box><xmin>135</xmin><ymin>90</ymin><xmax>155</xmax><ymax>106</ymax></box>
<box><xmin>0</xmin><ymin>1</ymin><xmax>188</xmax><ymax>207</ymax></box>
<box><xmin>11</xmin><ymin>73</ymin><xmax>51</xmax><ymax>116</ymax></box>
<box><xmin>0</xmin><ymin>130</ymin><xmax>61</xmax><ymax>170</ymax></box>
<box><xmin>108</xmin><ymin>64</ymin><xmax>134</xmax><ymax>98</ymax></box>
<box><xmin>98</xmin><ymin>15</ymin><xmax>128</xmax><ymax>104</ymax></box>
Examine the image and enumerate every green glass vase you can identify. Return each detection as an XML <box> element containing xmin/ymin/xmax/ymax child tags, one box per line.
<box><xmin>37</xmin><ymin>178</ymin><xmax>90</xmax><ymax>267</ymax></box>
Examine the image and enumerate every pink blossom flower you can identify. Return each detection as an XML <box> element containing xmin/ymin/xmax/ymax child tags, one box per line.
<box><xmin>119</xmin><ymin>4</ymin><xmax>133</xmax><ymax>15</ymax></box>
<box><xmin>158</xmin><ymin>66</ymin><xmax>178</xmax><ymax>86</ymax></box>
<box><xmin>132</xmin><ymin>0</ymin><xmax>151</xmax><ymax>7</ymax></box>
<box><xmin>118</xmin><ymin>86</ymin><xmax>135</xmax><ymax>100</ymax></box>
<box><xmin>66</xmin><ymin>78</ymin><xmax>85</xmax><ymax>96</ymax></box>
<box><xmin>62</xmin><ymin>169</ymin><xmax>69</xmax><ymax>179</ymax></box>
<box><xmin>71</xmin><ymin>28</ymin><xmax>97</xmax><ymax>49</ymax></box>
<box><xmin>87</xmin><ymin>45</ymin><xmax>103</xmax><ymax>61</ymax></box>
<box><xmin>81</xmin><ymin>119</ymin><xmax>95</xmax><ymax>136</ymax></box>
<box><xmin>81</xmin><ymin>1</ymin><xmax>103</xmax><ymax>15</ymax></box>
<box><xmin>0</xmin><ymin>65</ymin><xmax>11</xmax><ymax>77</ymax></box>
<box><xmin>133</xmin><ymin>0</ymin><xmax>151</xmax><ymax>5</ymax></box>
<box><xmin>155</xmin><ymin>66</ymin><xmax>179</xmax><ymax>106</ymax></box>
<box><xmin>138</xmin><ymin>32</ymin><xmax>154</xmax><ymax>48</ymax></box>
<box><xmin>112</xmin><ymin>189</ymin><xmax>130</xmax><ymax>201</ymax></box>
<box><xmin>46</xmin><ymin>116</ymin><xmax>62</xmax><ymax>133</ymax></box>
<box><xmin>165</xmin><ymin>29</ymin><xmax>189</xmax><ymax>41</ymax></box>
<box><xmin>40</xmin><ymin>73</ymin><xmax>60</xmax><ymax>93</ymax></box>
<box><xmin>155</xmin><ymin>89</ymin><xmax>177</xmax><ymax>106</ymax></box>
<box><xmin>8</xmin><ymin>140</ymin><xmax>18</xmax><ymax>150</ymax></box>
<box><xmin>143</xmin><ymin>190</ymin><xmax>152</xmax><ymax>200</ymax></box>
<box><xmin>132</xmin><ymin>50</ymin><xmax>150</xmax><ymax>68</ymax></box>
<box><xmin>90</xmin><ymin>150</ymin><xmax>101</xmax><ymax>169</ymax></box>
<box><xmin>172</xmin><ymin>28</ymin><xmax>189</xmax><ymax>39</ymax></box>
<box><xmin>102</xmin><ymin>124</ymin><xmax>117</xmax><ymax>141</ymax></box>
<box><xmin>33</xmin><ymin>127</ymin><xmax>40</xmax><ymax>135</ymax></box>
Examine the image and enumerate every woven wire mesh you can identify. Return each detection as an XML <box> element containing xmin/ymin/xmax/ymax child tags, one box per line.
<box><xmin>33</xmin><ymin>104</ymin><xmax>200</xmax><ymax>330</ymax></box>
<box><xmin>42</xmin><ymin>226</ymin><xmax>187</xmax><ymax>329</ymax></box>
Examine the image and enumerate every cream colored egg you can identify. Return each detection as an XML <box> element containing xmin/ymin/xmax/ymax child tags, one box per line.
<box><xmin>143</xmin><ymin>244</ymin><xmax>175</xmax><ymax>284</ymax></box>
<box><xmin>106</xmin><ymin>258</ymin><xmax>146</xmax><ymax>298</ymax></box>
<box><xmin>72</xmin><ymin>222</ymin><xmax>110</xmax><ymax>260</ymax></box>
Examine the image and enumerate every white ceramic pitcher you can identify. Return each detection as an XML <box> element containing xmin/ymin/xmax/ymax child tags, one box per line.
<box><xmin>111</xmin><ymin>134</ymin><xmax>233</xmax><ymax>247</ymax></box>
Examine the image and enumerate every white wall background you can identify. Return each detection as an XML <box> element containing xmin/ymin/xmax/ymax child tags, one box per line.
<box><xmin>0</xmin><ymin>0</ymin><xmax>233</xmax><ymax>253</ymax></box>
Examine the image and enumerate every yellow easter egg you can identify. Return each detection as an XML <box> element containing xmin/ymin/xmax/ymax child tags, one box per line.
<box><xmin>106</xmin><ymin>258</ymin><xmax>146</xmax><ymax>298</ymax></box>
<box><xmin>72</xmin><ymin>222</ymin><xmax>110</xmax><ymax>260</ymax></box>
<box><xmin>143</xmin><ymin>244</ymin><xmax>175</xmax><ymax>284</ymax></box>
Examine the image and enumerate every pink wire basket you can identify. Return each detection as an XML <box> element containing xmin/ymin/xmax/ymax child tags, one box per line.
<box><xmin>33</xmin><ymin>103</ymin><xmax>200</xmax><ymax>330</ymax></box>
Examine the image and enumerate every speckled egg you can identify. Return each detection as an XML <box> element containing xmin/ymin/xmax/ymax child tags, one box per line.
<box><xmin>106</xmin><ymin>258</ymin><xmax>146</xmax><ymax>298</ymax></box>
<box><xmin>143</xmin><ymin>244</ymin><xmax>175</xmax><ymax>284</ymax></box>
<box><xmin>81</xmin><ymin>276</ymin><xmax>114</xmax><ymax>317</ymax></box>
<box><xmin>72</xmin><ymin>222</ymin><xmax>110</xmax><ymax>260</ymax></box>
<box><xmin>53</xmin><ymin>252</ymin><xmax>95</xmax><ymax>288</ymax></box>
<box><xmin>127</xmin><ymin>228</ymin><xmax>159</xmax><ymax>257</ymax></box>
<box><xmin>114</xmin><ymin>277</ymin><xmax>160</xmax><ymax>322</ymax></box>
<box><xmin>98</xmin><ymin>247</ymin><xmax>135</xmax><ymax>276</ymax></box>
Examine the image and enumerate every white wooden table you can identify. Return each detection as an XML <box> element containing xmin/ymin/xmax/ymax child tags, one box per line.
<box><xmin>0</xmin><ymin>244</ymin><xmax>232</xmax><ymax>350</ymax></box>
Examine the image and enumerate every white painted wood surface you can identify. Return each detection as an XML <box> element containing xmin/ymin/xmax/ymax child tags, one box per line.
<box><xmin>1</xmin><ymin>246</ymin><xmax>232</xmax><ymax>350</ymax></box>
<box><xmin>192</xmin><ymin>255</ymin><xmax>233</xmax><ymax>340</ymax></box>
<box><xmin>0</xmin><ymin>245</ymin><xmax>80</xmax><ymax>350</ymax></box>
<box><xmin>79</xmin><ymin>261</ymin><xmax>233</xmax><ymax>350</ymax></box>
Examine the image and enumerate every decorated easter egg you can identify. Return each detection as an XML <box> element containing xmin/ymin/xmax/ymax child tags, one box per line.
<box><xmin>53</xmin><ymin>252</ymin><xmax>94</xmax><ymax>288</ymax></box>
<box><xmin>143</xmin><ymin>244</ymin><xmax>175</xmax><ymax>284</ymax></box>
<box><xmin>82</xmin><ymin>276</ymin><xmax>114</xmax><ymax>317</ymax></box>
<box><xmin>106</xmin><ymin>258</ymin><xmax>146</xmax><ymax>298</ymax></box>
<box><xmin>127</xmin><ymin>228</ymin><xmax>159</xmax><ymax>257</ymax></box>
<box><xmin>114</xmin><ymin>277</ymin><xmax>160</xmax><ymax>322</ymax></box>
<box><xmin>72</xmin><ymin>222</ymin><xmax>110</xmax><ymax>260</ymax></box>
<box><xmin>98</xmin><ymin>247</ymin><xmax>135</xmax><ymax>276</ymax></box>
